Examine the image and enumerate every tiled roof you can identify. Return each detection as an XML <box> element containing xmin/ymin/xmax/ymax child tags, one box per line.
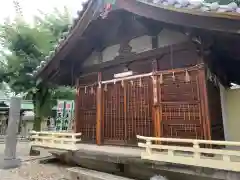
<box><xmin>139</xmin><ymin>0</ymin><xmax>240</xmax><ymax>14</ymax></box>
<box><xmin>33</xmin><ymin>0</ymin><xmax>240</xmax><ymax>77</ymax></box>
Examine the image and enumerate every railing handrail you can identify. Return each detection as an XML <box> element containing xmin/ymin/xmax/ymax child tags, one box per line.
<box><xmin>31</xmin><ymin>135</ymin><xmax>82</xmax><ymax>142</ymax></box>
<box><xmin>137</xmin><ymin>135</ymin><xmax>240</xmax><ymax>146</ymax></box>
<box><xmin>30</xmin><ymin>131</ymin><xmax>82</xmax><ymax>151</ymax></box>
<box><xmin>30</xmin><ymin>131</ymin><xmax>82</xmax><ymax>137</ymax></box>
<box><xmin>137</xmin><ymin>135</ymin><xmax>240</xmax><ymax>172</ymax></box>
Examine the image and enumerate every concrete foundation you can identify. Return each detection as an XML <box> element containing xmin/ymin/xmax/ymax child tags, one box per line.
<box><xmin>68</xmin><ymin>167</ymin><xmax>134</xmax><ymax>180</ymax></box>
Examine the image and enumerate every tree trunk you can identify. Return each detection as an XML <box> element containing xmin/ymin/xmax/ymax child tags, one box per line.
<box><xmin>33</xmin><ymin>98</ymin><xmax>42</xmax><ymax>131</ymax></box>
<box><xmin>32</xmin><ymin>87</ymin><xmax>50</xmax><ymax>131</ymax></box>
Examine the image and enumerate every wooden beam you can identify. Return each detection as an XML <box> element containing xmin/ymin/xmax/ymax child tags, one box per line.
<box><xmin>74</xmin><ymin>78</ymin><xmax>81</xmax><ymax>133</ymax></box>
<box><xmin>80</xmin><ymin>42</ymin><xmax>194</xmax><ymax>75</ymax></box>
<box><xmin>151</xmin><ymin>60</ymin><xmax>161</xmax><ymax>140</ymax></box>
<box><xmin>117</xmin><ymin>0</ymin><xmax>240</xmax><ymax>34</ymax></box>
<box><xmin>96</xmin><ymin>72</ymin><xmax>103</xmax><ymax>145</ymax></box>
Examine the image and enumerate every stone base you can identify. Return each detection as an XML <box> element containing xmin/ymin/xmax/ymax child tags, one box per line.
<box><xmin>68</xmin><ymin>167</ymin><xmax>134</xmax><ymax>180</ymax></box>
<box><xmin>29</xmin><ymin>147</ymin><xmax>40</xmax><ymax>156</ymax></box>
<box><xmin>0</xmin><ymin>158</ymin><xmax>21</xmax><ymax>169</ymax></box>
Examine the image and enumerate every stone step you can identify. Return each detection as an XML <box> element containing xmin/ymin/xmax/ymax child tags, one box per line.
<box><xmin>68</xmin><ymin>167</ymin><xmax>134</xmax><ymax>180</ymax></box>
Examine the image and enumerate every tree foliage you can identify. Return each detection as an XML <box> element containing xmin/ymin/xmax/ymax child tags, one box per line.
<box><xmin>0</xmin><ymin>7</ymin><xmax>75</xmax><ymax>130</ymax></box>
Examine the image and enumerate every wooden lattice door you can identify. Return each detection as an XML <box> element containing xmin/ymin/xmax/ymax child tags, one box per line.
<box><xmin>78</xmin><ymin>87</ymin><xmax>96</xmax><ymax>143</ymax></box>
<box><xmin>159</xmin><ymin>70</ymin><xmax>204</xmax><ymax>139</ymax></box>
<box><xmin>103</xmin><ymin>76</ymin><xmax>153</xmax><ymax>145</ymax></box>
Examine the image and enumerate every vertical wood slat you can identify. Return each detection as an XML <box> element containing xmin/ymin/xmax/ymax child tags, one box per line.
<box><xmin>152</xmin><ymin>75</ymin><xmax>160</xmax><ymax>139</ymax></box>
<box><xmin>124</xmin><ymin>81</ymin><xmax>127</xmax><ymax>141</ymax></box>
<box><xmin>74</xmin><ymin>78</ymin><xmax>80</xmax><ymax>133</ymax></box>
<box><xmin>96</xmin><ymin>72</ymin><xmax>103</xmax><ymax>145</ymax></box>
<box><xmin>152</xmin><ymin>59</ymin><xmax>161</xmax><ymax>140</ymax></box>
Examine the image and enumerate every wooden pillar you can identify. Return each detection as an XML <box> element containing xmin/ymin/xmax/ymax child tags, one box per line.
<box><xmin>96</xmin><ymin>72</ymin><xmax>103</xmax><ymax>145</ymax></box>
<box><xmin>152</xmin><ymin>59</ymin><xmax>161</xmax><ymax>138</ymax></box>
<box><xmin>198</xmin><ymin>67</ymin><xmax>212</xmax><ymax>140</ymax></box>
<box><xmin>74</xmin><ymin>78</ymin><xmax>81</xmax><ymax>133</ymax></box>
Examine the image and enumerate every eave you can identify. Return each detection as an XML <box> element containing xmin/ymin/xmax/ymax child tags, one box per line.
<box><xmin>35</xmin><ymin>0</ymin><xmax>240</xmax><ymax>85</ymax></box>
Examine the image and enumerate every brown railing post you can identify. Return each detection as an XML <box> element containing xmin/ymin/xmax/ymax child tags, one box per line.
<box><xmin>96</xmin><ymin>72</ymin><xmax>103</xmax><ymax>145</ymax></box>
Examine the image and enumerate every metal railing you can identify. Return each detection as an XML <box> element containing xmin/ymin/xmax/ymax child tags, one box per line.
<box><xmin>137</xmin><ymin>135</ymin><xmax>240</xmax><ymax>172</ymax></box>
<box><xmin>30</xmin><ymin>131</ymin><xmax>82</xmax><ymax>151</ymax></box>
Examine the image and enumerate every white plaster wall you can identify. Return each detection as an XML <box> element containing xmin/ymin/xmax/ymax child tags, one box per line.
<box><xmin>102</xmin><ymin>44</ymin><xmax>120</xmax><ymax>62</ymax></box>
<box><xmin>83</xmin><ymin>29</ymin><xmax>189</xmax><ymax>65</ymax></box>
<box><xmin>224</xmin><ymin>88</ymin><xmax>240</xmax><ymax>142</ymax></box>
<box><xmin>129</xmin><ymin>35</ymin><xmax>152</xmax><ymax>53</ymax></box>
<box><xmin>219</xmin><ymin>84</ymin><xmax>229</xmax><ymax>141</ymax></box>
<box><xmin>158</xmin><ymin>29</ymin><xmax>188</xmax><ymax>48</ymax></box>
<box><xmin>82</xmin><ymin>51</ymin><xmax>100</xmax><ymax>67</ymax></box>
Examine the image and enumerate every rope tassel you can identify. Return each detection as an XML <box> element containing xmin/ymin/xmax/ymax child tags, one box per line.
<box><xmin>91</xmin><ymin>86</ymin><xmax>94</xmax><ymax>94</ymax></box>
<box><xmin>104</xmin><ymin>84</ymin><xmax>108</xmax><ymax>92</ymax></box>
<box><xmin>139</xmin><ymin>78</ymin><xmax>142</xmax><ymax>87</ymax></box>
<box><xmin>172</xmin><ymin>72</ymin><xmax>175</xmax><ymax>81</ymax></box>
<box><xmin>185</xmin><ymin>70</ymin><xmax>190</xmax><ymax>82</ymax></box>
<box><xmin>159</xmin><ymin>73</ymin><xmax>163</xmax><ymax>84</ymax></box>
<box><xmin>121</xmin><ymin>80</ymin><xmax>124</xmax><ymax>87</ymax></box>
<box><xmin>130</xmin><ymin>80</ymin><xmax>134</xmax><ymax>86</ymax></box>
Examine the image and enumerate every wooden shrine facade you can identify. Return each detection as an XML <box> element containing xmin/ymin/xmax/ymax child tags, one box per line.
<box><xmin>36</xmin><ymin>0</ymin><xmax>240</xmax><ymax>146</ymax></box>
<box><xmin>74</xmin><ymin>39</ymin><xmax>224</xmax><ymax>145</ymax></box>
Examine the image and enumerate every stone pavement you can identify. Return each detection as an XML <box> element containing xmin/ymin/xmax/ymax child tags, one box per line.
<box><xmin>0</xmin><ymin>169</ymin><xmax>27</xmax><ymax>180</ymax></box>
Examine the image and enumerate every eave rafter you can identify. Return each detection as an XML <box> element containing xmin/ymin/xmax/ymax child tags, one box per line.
<box><xmin>35</xmin><ymin>0</ymin><xmax>240</xmax><ymax>85</ymax></box>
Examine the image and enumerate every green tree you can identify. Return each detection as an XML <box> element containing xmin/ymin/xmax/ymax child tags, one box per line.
<box><xmin>0</xmin><ymin>7</ymin><xmax>75</xmax><ymax>130</ymax></box>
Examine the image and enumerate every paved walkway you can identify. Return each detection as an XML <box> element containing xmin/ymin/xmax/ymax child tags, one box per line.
<box><xmin>0</xmin><ymin>170</ymin><xmax>27</xmax><ymax>180</ymax></box>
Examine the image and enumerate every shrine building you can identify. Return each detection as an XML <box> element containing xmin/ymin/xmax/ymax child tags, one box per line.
<box><xmin>35</xmin><ymin>0</ymin><xmax>240</xmax><ymax>146</ymax></box>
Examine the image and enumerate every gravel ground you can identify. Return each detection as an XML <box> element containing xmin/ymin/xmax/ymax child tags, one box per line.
<box><xmin>0</xmin><ymin>160</ymin><xmax>70</xmax><ymax>180</ymax></box>
<box><xmin>0</xmin><ymin>142</ymin><xmax>71</xmax><ymax>180</ymax></box>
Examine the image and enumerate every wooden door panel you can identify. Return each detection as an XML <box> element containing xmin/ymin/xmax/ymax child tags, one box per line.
<box><xmin>159</xmin><ymin>70</ymin><xmax>204</xmax><ymax>139</ymax></box>
<box><xmin>125</xmin><ymin>77</ymin><xmax>153</xmax><ymax>144</ymax></box>
<box><xmin>103</xmin><ymin>76</ymin><xmax>154</xmax><ymax>145</ymax></box>
<box><xmin>103</xmin><ymin>83</ymin><xmax>125</xmax><ymax>144</ymax></box>
<box><xmin>78</xmin><ymin>88</ymin><xmax>96</xmax><ymax>143</ymax></box>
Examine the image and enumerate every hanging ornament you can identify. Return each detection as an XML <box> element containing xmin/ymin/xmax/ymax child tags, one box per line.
<box><xmin>104</xmin><ymin>84</ymin><xmax>108</xmax><ymax>92</ymax></box>
<box><xmin>113</xmin><ymin>80</ymin><xmax>116</xmax><ymax>85</ymax></box>
<box><xmin>121</xmin><ymin>80</ymin><xmax>124</xmax><ymax>87</ymax></box>
<box><xmin>98</xmin><ymin>82</ymin><xmax>102</xmax><ymax>89</ymax></box>
<box><xmin>130</xmin><ymin>80</ymin><xmax>134</xmax><ymax>86</ymax></box>
<box><xmin>185</xmin><ymin>70</ymin><xmax>191</xmax><ymax>82</ymax></box>
<box><xmin>159</xmin><ymin>73</ymin><xmax>163</xmax><ymax>84</ymax></box>
<box><xmin>84</xmin><ymin>86</ymin><xmax>87</xmax><ymax>94</ymax></box>
<box><xmin>139</xmin><ymin>78</ymin><xmax>142</xmax><ymax>87</ymax></box>
<box><xmin>100</xmin><ymin>3</ymin><xmax>111</xmax><ymax>19</ymax></box>
<box><xmin>172</xmin><ymin>72</ymin><xmax>176</xmax><ymax>81</ymax></box>
<box><xmin>91</xmin><ymin>86</ymin><xmax>94</xmax><ymax>94</ymax></box>
<box><xmin>100</xmin><ymin>0</ymin><xmax>116</xmax><ymax>19</ymax></box>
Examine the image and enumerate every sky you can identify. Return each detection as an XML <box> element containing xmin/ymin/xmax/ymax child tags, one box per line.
<box><xmin>0</xmin><ymin>0</ymin><xmax>86</xmax><ymax>23</ymax></box>
<box><xmin>0</xmin><ymin>0</ymin><xmax>86</xmax><ymax>64</ymax></box>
